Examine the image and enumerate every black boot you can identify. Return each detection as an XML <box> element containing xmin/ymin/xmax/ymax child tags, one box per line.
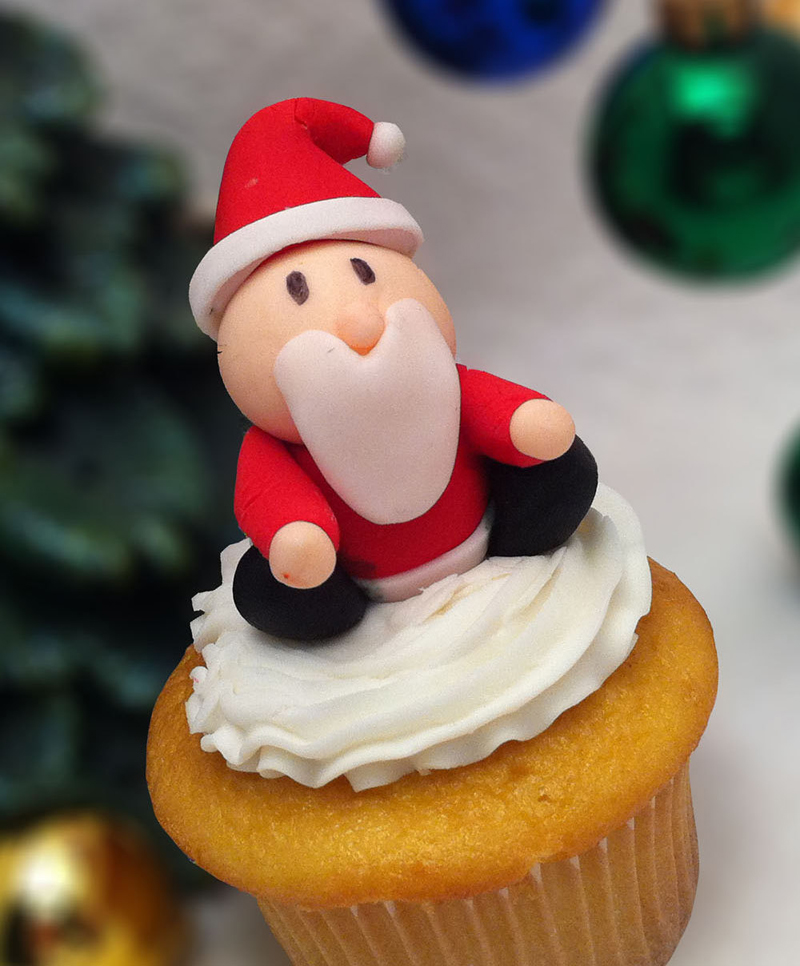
<box><xmin>486</xmin><ymin>436</ymin><xmax>598</xmax><ymax>558</ymax></box>
<box><xmin>232</xmin><ymin>546</ymin><xmax>369</xmax><ymax>642</ymax></box>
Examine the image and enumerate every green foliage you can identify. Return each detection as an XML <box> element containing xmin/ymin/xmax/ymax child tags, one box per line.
<box><xmin>0</xmin><ymin>344</ymin><xmax>42</xmax><ymax>423</ymax></box>
<box><xmin>1</xmin><ymin>384</ymin><xmax>209</xmax><ymax>580</ymax></box>
<box><xmin>0</xmin><ymin>11</ymin><xmax>242</xmax><ymax>880</ymax></box>
<box><xmin>0</xmin><ymin>15</ymin><xmax>98</xmax><ymax>228</ymax></box>
<box><xmin>0</xmin><ymin>14</ymin><xmax>99</xmax><ymax>127</ymax></box>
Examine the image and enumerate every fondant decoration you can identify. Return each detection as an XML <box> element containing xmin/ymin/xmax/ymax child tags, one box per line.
<box><xmin>351</xmin><ymin>256</ymin><xmax>376</xmax><ymax>284</ymax></box>
<box><xmin>380</xmin><ymin>0</ymin><xmax>605</xmax><ymax>82</ymax></box>
<box><xmin>189</xmin><ymin>99</ymin><xmax>421</xmax><ymax>336</ymax></box>
<box><xmin>274</xmin><ymin>299</ymin><xmax>461</xmax><ymax>525</ymax></box>
<box><xmin>285</xmin><ymin>270</ymin><xmax>309</xmax><ymax>305</ymax></box>
<box><xmin>195</xmin><ymin>98</ymin><xmax>595</xmax><ymax>640</ymax></box>
<box><xmin>589</xmin><ymin>0</ymin><xmax>800</xmax><ymax>279</ymax></box>
<box><xmin>486</xmin><ymin>435</ymin><xmax>598</xmax><ymax>556</ymax></box>
<box><xmin>357</xmin><ymin>508</ymin><xmax>490</xmax><ymax>603</ymax></box>
<box><xmin>189</xmin><ymin>486</ymin><xmax>651</xmax><ymax>790</ymax></box>
<box><xmin>234</xmin><ymin>547</ymin><xmax>369</xmax><ymax>640</ymax></box>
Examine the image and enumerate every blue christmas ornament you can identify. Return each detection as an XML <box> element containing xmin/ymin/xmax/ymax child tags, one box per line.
<box><xmin>382</xmin><ymin>0</ymin><xmax>605</xmax><ymax>81</ymax></box>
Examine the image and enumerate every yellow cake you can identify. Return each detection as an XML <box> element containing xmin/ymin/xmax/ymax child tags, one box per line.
<box><xmin>148</xmin><ymin>560</ymin><xmax>716</xmax><ymax>965</ymax></box>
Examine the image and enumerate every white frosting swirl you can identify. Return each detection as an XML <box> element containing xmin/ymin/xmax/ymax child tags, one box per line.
<box><xmin>186</xmin><ymin>485</ymin><xmax>651</xmax><ymax>791</ymax></box>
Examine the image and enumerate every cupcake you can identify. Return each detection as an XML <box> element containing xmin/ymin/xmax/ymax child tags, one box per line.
<box><xmin>148</xmin><ymin>487</ymin><xmax>716</xmax><ymax>966</ymax></box>
<box><xmin>147</xmin><ymin>98</ymin><xmax>717</xmax><ymax>966</ymax></box>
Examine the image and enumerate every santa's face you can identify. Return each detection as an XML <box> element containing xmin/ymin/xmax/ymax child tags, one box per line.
<box><xmin>216</xmin><ymin>240</ymin><xmax>456</xmax><ymax>443</ymax></box>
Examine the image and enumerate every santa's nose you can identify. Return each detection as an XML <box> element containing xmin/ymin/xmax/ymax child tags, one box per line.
<box><xmin>336</xmin><ymin>303</ymin><xmax>385</xmax><ymax>355</ymax></box>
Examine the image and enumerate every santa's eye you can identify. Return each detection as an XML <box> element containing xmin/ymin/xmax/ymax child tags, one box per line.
<box><xmin>350</xmin><ymin>258</ymin><xmax>376</xmax><ymax>285</ymax></box>
<box><xmin>286</xmin><ymin>271</ymin><xmax>309</xmax><ymax>305</ymax></box>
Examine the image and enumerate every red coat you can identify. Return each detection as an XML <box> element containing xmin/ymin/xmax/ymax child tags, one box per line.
<box><xmin>234</xmin><ymin>366</ymin><xmax>545</xmax><ymax>580</ymax></box>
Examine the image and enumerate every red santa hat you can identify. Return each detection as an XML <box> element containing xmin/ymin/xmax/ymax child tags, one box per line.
<box><xmin>189</xmin><ymin>98</ymin><xmax>424</xmax><ymax>337</ymax></box>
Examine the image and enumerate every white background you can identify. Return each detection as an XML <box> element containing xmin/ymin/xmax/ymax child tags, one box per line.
<box><xmin>10</xmin><ymin>0</ymin><xmax>800</xmax><ymax>962</ymax></box>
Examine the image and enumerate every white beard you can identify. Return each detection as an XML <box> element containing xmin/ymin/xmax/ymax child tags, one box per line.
<box><xmin>273</xmin><ymin>298</ymin><xmax>461</xmax><ymax>525</ymax></box>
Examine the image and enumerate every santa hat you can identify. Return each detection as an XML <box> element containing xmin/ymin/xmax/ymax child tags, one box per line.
<box><xmin>189</xmin><ymin>98</ymin><xmax>424</xmax><ymax>337</ymax></box>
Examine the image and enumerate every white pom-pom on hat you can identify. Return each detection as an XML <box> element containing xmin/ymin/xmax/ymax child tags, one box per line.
<box><xmin>367</xmin><ymin>122</ymin><xmax>406</xmax><ymax>169</ymax></box>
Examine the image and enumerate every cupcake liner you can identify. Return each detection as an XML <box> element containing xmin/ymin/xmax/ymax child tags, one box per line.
<box><xmin>260</xmin><ymin>762</ymin><xmax>698</xmax><ymax>966</ymax></box>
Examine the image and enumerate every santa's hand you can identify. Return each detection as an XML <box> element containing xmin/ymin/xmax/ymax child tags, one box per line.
<box><xmin>509</xmin><ymin>399</ymin><xmax>576</xmax><ymax>461</ymax></box>
<box><xmin>269</xmin><ymin>522</ymin><xmax>337</xmax><ymax>589</ymax></box>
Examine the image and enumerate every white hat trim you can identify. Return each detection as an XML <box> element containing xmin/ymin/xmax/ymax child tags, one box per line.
<box><xmin>367</xmin><ymin>122</ymin><xmax>405</xmax><ymax>169</ymax></box>
<box><xmin>190</xmin><ymin>196</ymin><xmax>423</xmax><ymax>338</ymax></box>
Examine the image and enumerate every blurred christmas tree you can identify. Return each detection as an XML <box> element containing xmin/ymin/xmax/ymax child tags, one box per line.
<box><xmin>0</xmin><ymin>12</ymin><xmax>242</xmax><ymax>873</ymax></box>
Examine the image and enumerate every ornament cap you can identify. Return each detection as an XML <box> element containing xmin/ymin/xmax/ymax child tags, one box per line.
<box><xmin>658</xmin><ymin>0</ymin><xmax>758</xmax><ymax>47</ymax></box>
<box><xmin>766</xmin><ymin>0</ymin><xmax>800</xmax><ymax>32</ymax></box>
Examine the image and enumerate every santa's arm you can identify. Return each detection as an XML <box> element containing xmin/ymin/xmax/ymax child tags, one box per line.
<box><xmin>458</xmin><ymin>366</ymin><xmax>575</xmax><ymax>467</ymax></box>
<box><xmin>235</xmin><ymin>427</ymin><xmax>340</xmax><ymax>587</ymax></box>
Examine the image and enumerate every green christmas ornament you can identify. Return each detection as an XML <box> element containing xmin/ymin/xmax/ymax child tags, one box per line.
<box><xmin>588</xmin><ymin>0</ymin><xmax>800</xmax><ymax>279</ymax></box>
<box><xmin>778</xmin><ymin>425</ymin><xmax>800</xmax><ymax>552</ymax></box>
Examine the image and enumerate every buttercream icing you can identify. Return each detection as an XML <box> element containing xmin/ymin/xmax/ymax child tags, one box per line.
<box><xmin>186</xmin><ymin>484</ymin><xmax>651</xmax><ymax>791</ymax></box>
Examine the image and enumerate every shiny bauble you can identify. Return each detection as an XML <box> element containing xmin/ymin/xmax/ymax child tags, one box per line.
<box><xmin>588</xmin><ymin>28</ymin><xmax>800</xmax><ymax>279</ymax></box>
<box><xmin>381</xmin><ymin>0</ymin><xmax>605</xmax><ymax>81</ymax></box>
<box><xmin>778</xmin><ymin>426</ymin><xmax>800</xmax><ymax>553</ymax></box>
<box><xmin>765</xmin><ymin>0</ymin><xmax>800</xmax><ymax>37</ymax></box>
<box><xmin>0</xmin><ymin>813</ymin><xmax>186</xmax><ymax>966</ymax></box>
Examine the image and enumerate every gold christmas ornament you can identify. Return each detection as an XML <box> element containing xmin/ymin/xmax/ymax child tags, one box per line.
<box><xmin>766</xmin><ymin>0</ymin><xmax>800</xmax><ymax>34</ymax></box>
<box><xmin>0</xmin><ymin>813</ymin><xmax>186</xmax><ymax>966</ymax></box>
<box><xmin>659</xmin><ymin>0</ymin><xmax>758</xmax><ymax>45</ymax></box>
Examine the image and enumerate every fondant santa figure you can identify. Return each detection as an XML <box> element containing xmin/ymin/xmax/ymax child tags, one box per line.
<box><xmin>191</xmin><ymin>98</ymin><xmax>597</xmax><ymax>641</ymax></box>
